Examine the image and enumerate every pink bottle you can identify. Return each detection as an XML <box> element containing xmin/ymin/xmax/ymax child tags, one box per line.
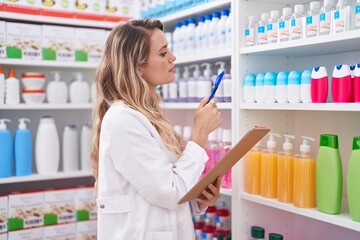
<box><xmin>354</xmin><ymin>64</ymin><xmax>360</xmax><ymax>102</ymax></box>
<box><xmin>202</xmin><ymin>131</ymin><xmax>219</xmax><ymax>178</ymax></box>
<box><xmin>216</xmin><ymin>202</ymin><xmax>231</xmax><ymax>232</ymax></box>
<box><xmin>201</xmin><ymin>218</ymin><xmax>216</xmax><ymax>240</ymax></box>
<box><xmin>332</xmin><ymin>64</ymin><xmax>352</xmax><ymax>102</ymax></box>
<box><xmin>220</xmin><ymin>130</ymin><xmax>232</xmax><ymax>189</ymax></box>
<box><xmin>350</xmin><ymin>65</ymin><xmax>355</xmax><ymax>102</ymax></box>
<box><xmin>311</xmin><ymin>66</ymin><xmax>328</xmax><ymax>103</ymax></box>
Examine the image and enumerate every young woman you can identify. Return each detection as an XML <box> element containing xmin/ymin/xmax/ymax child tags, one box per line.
<box><xmin>92</xmin><ymin>19</ymin><xmax>222</xmax><ymax>240</ymax></box>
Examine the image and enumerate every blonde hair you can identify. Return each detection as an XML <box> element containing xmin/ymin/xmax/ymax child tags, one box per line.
<box><xmin>91</xmin><ymin>19</ymin><xmax>184</xmax><ymax>187</ymax></box>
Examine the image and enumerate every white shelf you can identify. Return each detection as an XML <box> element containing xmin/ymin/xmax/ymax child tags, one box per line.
<box><xmin>0</xmin><ymin>171</ymin><xmax>93</xmax><ymax>184</ymax></box>
<box><xmin>1</xmin><ymin>12</ymin><xmax>116</xmax><ymax>29</ymax></box>
<box><xmin>240</xmin><ymin>29</ymin><xmax>360</xmax><ymax>57</ymax></box>
<box><xmin>240</xmin><ymin>192</ymin><xmax>360</xmax><ymax>233</ymax></box>
<box><xmin>0</xmin><ymin>103</ymin><xmax>93</xmax><ymax>110</ymax></box>
<box><xmin>162</xmin><ymin>102</ymin><xmax>232</xmax><ymax>109</ymax></box>
<box><xmin>240</xmin><ymin>103</ymin><xmax>360</xmax><ymax>112</ymax></box>
<box><xmin>220</xmin><ymin>188</ymin><xmax>232</xmax><ymax>196</ymax></box>
<box><xmin>175</xmin><ymin>49</ymin><xmax>231</xmax><ymax>64</ymax></box>
<box><xmin>0</xmin><ymin>59</ymin><xmax>99</xmax><ymax>69</ymax></box>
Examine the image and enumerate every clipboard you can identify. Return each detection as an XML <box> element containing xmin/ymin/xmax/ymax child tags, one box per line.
<box><xmin>178</xmin><ymin>126</ymin><xmax>270</xmax><ymax>204</ymax></box>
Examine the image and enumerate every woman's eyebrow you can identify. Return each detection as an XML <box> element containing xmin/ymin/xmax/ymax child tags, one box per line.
<box><xmin>158</xmin><ymin>44</ymin><xmax>168</xmax><ymax>52</ymax></box>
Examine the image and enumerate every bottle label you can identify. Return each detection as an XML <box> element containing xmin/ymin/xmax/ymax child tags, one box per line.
<box><xmin>319</xmin><ymin>12</ymin><xmax>331</xmax><ymax>34</ymax></box>
<box><xmin>306</xmin><ymin>15</ymin><xmax>318</xmax><ymax>37</ymax></box>
<box><xmin>219</xmin><ymin>29</ymin><xmax>226</xmax><ymax>44</ymax></box>
<box><xmin>245</xmin><ymin>28</ymin><xmax>255</xmax><ymax>46</ymax></box>
<box><xmin>356</xmin><ymin>5</ymin><xmax>360</xmax><ymax>27</ymax></box>
<box><xmin>334</xmin><ymin>9</ymin><xmax>347</xmax><ymax>32</ymax></box>
<box><xmin>257</xmin><ymin>26</ymin><xmax>267</xmax><ymax>44</ymax></box>
<box><xmin>267</xmin><ymin>23</ymin><xmax>278</xmax><ymax>43</ymax></box>
<box><xmin>290</xmin><ymin>17</ymin><xmax>302</xmax><ymax>39</ymax></box>
<box><xmin>178</xmin><ymin>81</ymin><xmax>188</xmax><ymax>98</ymax></box>
<box><xmin>278</xmin><ymin>20</ymin><xmax>289</xmax><ymax>41</ymax></box>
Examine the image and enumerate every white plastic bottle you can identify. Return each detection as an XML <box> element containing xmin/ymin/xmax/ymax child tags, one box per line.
<box><xmin>356</xmin><ymin>0</ymin><xmax>360</xmax><ymax>29</ymax></box>
<box><xmin>172</xmin><ymin>22</ymin><xmax>181</xmax><ymax>55</ymax></box>
<box><xmin>69</xmin><ymin>72</ymin><xmax>90</xmax><ymax>104</ymax></box>
<box><xmin>195</xmin><ymin>16</ymin><xmax>204</xmax><ymax>52</ymax></box>
<box><xmin>267</xmin><ymin>10</ymin><xmax>280</xmax><ymax>43</ymax></box>
<box><xmin>257</xmin><ymin>12</ymin><xmax>270</xmax><ymax>45</ymax></box>
<box><xmin>243</xmin><ymin>73</ymin><xmax>256</xmax><ymax>103</ymax></box>
<box><xmin>214</xmin><ymin>61</ymin><xmax>226</xmax><ymax>102</ymax></box>
<box><xmin>161</xmin><ymin>84</ymin><xmax>169</xmax><ymax>102</ymax></box>
<box><xmin>245</xmin><ymin>15</ymin><xmax>257</xmax><ymax>46</ymax></box>
<box><xmin>36</xmin><ymin>116</ymin><xmax>60</xmax><ymax>174</ymax></box>
<box><xmin>255</xmin><ymin>72</ymin><xmax>265</xmax><ymax>103</ymax></box>
<box><xmin>278</xmin><ymin>7</ymin><xmax>292</xmax><ymax>42</ymax></box>
<box><xmin>225</xmin><ymin>8</ymin><xmax>232</xmax><ymax>49</ymax></box>
<box><xmin>276</xmin><ymin>71</ymin><xmax>289</xmax><ymax>103</ymax></box>
<box><xmin>209</xmin><ymin>12</ymin><xmax>220</xmax><ymax>49</ymax></box>
<box><xmin>301</xmin><ymin>69</ymin><xmax>312</xmax><ymax>103</ymax></box>
<box><xmin>186</xmin><ymin>18</ymin><xmax>196</xmax><ymax>53</ymax></box>
<box><xmin>168</xmin><ymin>69</ymin><xmax>179</xmax><ymax>102</ymax></box>
<box><xmin>263</xmin><ymin>72</ymin><xmax>277</xmax><ymax>103</ymax></box>
<box><xmin>179</xmin><ymin>20</ymin><xmax>188</xmax><ymax>55</ymax></box>
<box><xmin>319</xmin><ymin>0</ymin><xmax>335</xmax><ymax>35</ymax></box>
<box><xmin>306</xmin><ymin>1</ymin><xmax>320</xmax><ymax>38</ymax></box>
<box><xmin>201</xmin><ymin>14</ymin><xmax>212</xmax><ymax>51</ymax></box>
<box><xmin>63</xmin><ymin>125</ymin><xmax>79</xmax><ymax>172</ymax></box>
<box><xmin>197</xmin><ymin>63</ymin><xmax>213</xmax><ymax>102</ymax></box>
<box><xmin>188</xmin><ymin>64</ymin><xmax>200</xmax><ymax>102</ymax></box>
<box><xmin>5</xmin><ymin>68</ymin><xmax>20</xmax><ymax>104</ymax></box>
<box><xmin>223</xmin><ymin>73</ymin><xmax>232</xmax><ymax>103</ymax></box>
<box><xmin>0</xmin><ymin>66</ymin><xmax>4</xmax><ymax>104</ymax></box>
<box><xmin>334</xmin><ymin>0</ymin><xmax>351</xmax><ymax>33</ymax></box>
<box><xmin>290</xmin><ymin>4</ymin><xmax>305</xmax><ymax>40</ymax></box>
<box><xmin>178</xmin><ymin>66</ymin><xmax>189</xmax><ymax>102</ymax></box>
<box><xmin>218</xmin><ymin>9</ymin><xmax>229</xmax><ymax>49</ymax></box>
<box><xmin>80</xmin><ymin>124</ymin><xmax>92</xmax><ymax>171</ymax></box>
<box><xmin>287</xmin><ymin>70</ymin><xmax>302</xmax><ymax>103</ymax></box>
<box><xmin>47</xmin><ymin>71</ymin><xmax>68</xmax><ymax>104</ymax></box>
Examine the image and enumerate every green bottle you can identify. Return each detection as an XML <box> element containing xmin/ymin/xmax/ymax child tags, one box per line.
<box><xmin>316</xmin><ymin>134</ymin><xmax>343</xmax><ymax>214</ymax></box>
<box><xmin>347</xmin><ymin>136</ymin><xmax>360</xmax><ymax>222</ymax></box>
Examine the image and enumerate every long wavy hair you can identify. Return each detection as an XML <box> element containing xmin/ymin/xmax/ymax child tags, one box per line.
<box><xmin>91</xmin><ymin>19</ymin><xmax>184</xmax><ymax>189</ymax></box>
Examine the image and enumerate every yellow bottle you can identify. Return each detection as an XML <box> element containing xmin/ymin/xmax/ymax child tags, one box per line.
<box><xmin>261</xmin><ymin>133</ymin><xmax>281</xmax><ymax>198</ymax></box>
<box><xmin>293</xmin><ymin>136</ymin><xmax>316</xmax><ymax>208</ymax></box>
<box><xmin>277</xmin><ymin>135</ymin><xmax>295</xmax><ymax>203</ymax></box>
<box><xmin>245</xmin><ymin>141</ymin><xmax>262</xmax><ymax>195</ymax></box>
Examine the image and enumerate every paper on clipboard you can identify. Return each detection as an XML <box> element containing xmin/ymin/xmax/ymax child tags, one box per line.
<box><xmin>178</xmin><ymin>126</ymin><xmax>270</xmax><ymax>204</ymax></box>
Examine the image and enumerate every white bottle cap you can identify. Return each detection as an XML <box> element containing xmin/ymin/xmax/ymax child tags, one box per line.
<box><xmin>183</xmin><ymin>66</ymin><xmax>190</xmax><ymax>79</ymax></box>
<box><xmin>248</xmin><ymin>15</ymin><xmax>257</xmax><ymax>23</ymax></box>
<box><xmin>222</xmin><ymin>129</ymin><xmax>231</xmax><ymax>142</ymax></box>
<box><xmin>261</xmin><ymin>12</ymin><xmax>270</xmax><ymax>21</ymax></box>
<box><xmin>0</xmin><ymin>119</ymin><xmax>10</xmax><ymax>130</ymax></box>
<box><xmin>294</xmin><ymin>4</ymin><xmax>304</xmax><ymax>14</ymax></box>
<box><xmin>310</xmin><ymin>1</ymin><xmax>320</xmax><ymax>10</ymax></box>
<box><xmin>283</xmin><ymin>134</ymin><xmax>295</xmax><ymax>151</ymax></box>
<box><xmin>201</xmin><ymin>63</ymin><xmax>212</xmax><ymax>78</ymax></box>
<box><xmin>215</xmin><ymin>61</ymin><xmax>226</xmax><ymax>75</ymax></box>
<box><xmin>267</xmin><ymin>133</ymin><xmax>281</xmax><ymax>149</ymax></box>
<box><xmin>174</xmin><ymin>125</ymin><xmax>182</xmax><ymax>136</ymax></box>
<box><xmin>189</xmin><ymin>64</ymin><xmax>201</xmax><ymax>78</ymax></box>
<box><xmin>283</xmin><ymin>7</ymin><xmax>292</xmax><ymax>16</ymax></box>
<box><xmin>300</xmin><ymin>136</ymin><xmax>315</xmax><ymax>153</ymax></box>
<box><xmin>270</xmin><ymin>10</ymin><xmax>280</xmax><ymax>18</ymax></box>
<box><xmin>18</xmin><ymin>118</ymin><xmax>30</xmax><ymax>129</ymax></box>
<box><xmin>324</xmin><ymin>0</ymin><xmax>334</xmax><ymax>7</ymax></box>
<box><xmin>208</xmin><ymin>130</ymin><xmax>217</xmax><ymax>141</ymax></box>
<box><xmin>183</xmin><ymin>126</ymin><xmax>192</xmax><ymax>142</ymax></box>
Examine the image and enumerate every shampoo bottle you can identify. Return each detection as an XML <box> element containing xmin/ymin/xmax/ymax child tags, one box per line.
<box><xmin>301</xmin><ymin>69</ymin><xmax>312</xmax><ymax>103</ymax></box>
<box><xmin>263</xmin><ymin>72</ymin><xmax>277</xmax><ymax>103</ymax></box>
<box><xmin>46</xmin><ymin>71</ymin><xmax>68</xmax><ymax>104</ymax></box>
<box><xmin>316</xmin><ymin>134</ymin><xmax>342</xmax><ymax>214</ymax></box>
<box><xmin>354</xmin><ymin>63</ymin><xmax>360</xmax><ymax>102</ymax></box>
<box><xmin>347</xmin><ymin>136</ymin><xmax>360</xmax><ymax>221</ymax></box>
<box><xmin>243</xmin><ymin>73</ymin><xmax>256</xmax><ymax>103</ymax></box>
<box><xmin>178</xmin><ymin>66</ymin><xmax>190</xmax><ymax>102</ymax></box>
<box><xmin>275</xmin><ymin>71</ymin><xmax>288</xmax><ymax>104</ymax></box>
<box><xmin>255</xmin><ymin>73</ymin><xmax>265</xmax><ymax>103</ymax></box>
<box><xmin>188</xmin><ymin>64</ymin><xmax>200</xmax><ymax>102</ymax></box>
<box><xmin>63</xmin><ymin>125</ymin><xmax>79</xmax><ymax>172</ymax></box>
<box><xmin>287</xmin><ymin>70</ymin><xmax>301</xmax><ymax>103</ymax></box>
<box><xmin>0</xmin><ymin>119</ymin><xmax>12</xmax><ymax>178</ymax></box>
<box><xmin>14</xmin><ymin>118</ymin><xmax>32</xmax><ymax>176</ymax></box>
<box><xmin>245</xmin><ymin>140</ymin><xmax>262</xmax><ymax>195</ymax></box>
<box><xmin>311</xmin><ymin>66</ymin><xmax>328</xmax><ymax>103</ymax></box>
<box><xmin>332</xmin><ymin>64</ymin><xmax>352</xmax><ymax>102</ymax></box>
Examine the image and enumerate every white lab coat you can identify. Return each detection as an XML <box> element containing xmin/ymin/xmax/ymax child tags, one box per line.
<box><xmin>96</xmin><ymin>102</ymin><xmax>209</xmax><ymax>240</ymax></box>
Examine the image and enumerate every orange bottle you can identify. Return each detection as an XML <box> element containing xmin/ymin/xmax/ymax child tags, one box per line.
<box><xmin>293</xmin><ymin>136</ymin><xmax>316</xmax><ymax>208</ymax></box>
<box><xmin>277</xmin><ymin>135</ymin><xmax>295</xmax><ymax>203</ymax></box>
<box><xmin>261</xmin><ymin>133</ymin><xmax>281</xmax><ymax>198</ymax></box>
<box><xmin>245</xmin><ymin>141</ymin><xmax>262</xmax><ymax>195</ymax></box>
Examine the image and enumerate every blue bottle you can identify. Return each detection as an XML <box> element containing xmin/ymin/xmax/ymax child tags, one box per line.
<box><xmin>0</xmin><ymin>118</ymin><xmax>12</xmax><ymax>178</ymax></box>
<box><xmin>14</xmin><ymin>118</ymin><xmax>32</xmax><ymax>176</ymax></box>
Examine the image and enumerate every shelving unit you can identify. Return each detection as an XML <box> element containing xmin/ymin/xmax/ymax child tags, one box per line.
<box><xmin>175</xmin><ymin>49</ymin><xmax>231</xmax><ymax>64</ymax></box>
<box><xmin>0</xmin><ymin>103</ymin><xmax>93</xmax><ymax>110</ymax></box>
<box><xmin>240</xmin><ymin>103</ymin><xmax>360</xmax><ymax>112</ymax></box>
<box><xmin>0</xmin><ymin>59</ymin><xmax>99</xmax><ymax>69</ymax></box>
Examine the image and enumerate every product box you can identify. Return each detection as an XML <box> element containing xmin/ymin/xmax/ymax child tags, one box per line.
<box><xmin>0</xmin><ymin>21</ymin><xmax>6</xmax><ymax>59</ymax></box>
<box><xmin>41</xmin><ymin>0</ymin><xmax>75</xmax><ymax>18</ymax></box>
<box><xmin>0</xmin><ymin>196</ymin><xmax>8</xmax><ymax>234</ymax></box>
<box><xmin>75</xmin><ymin>28</ymin><xmax>105</xmax><ymax>63</ymax></box>
<box><xmin>6</xmin><ymin>22</ymin><xmax>42</xmax><ymax>60</ymax></box>
<box><xmin>44</xmin><ymin>223</ymin><xmax>76</xmax><ymax>240</ymax></box>
<box><xmin>76</xmin><ymin>220</ymin><xmax>97</xmax><ymax>240</ymax></box>
<box><xmin>44</xmin><ymin>189</ymin><xmax>76</xmax><ymax>226</ymax></box>
<box><xmin>76</xmin><ymin>187</ymin><xmax>97</xmax><ymax>221</ymax></box>
<box><xmin>74</xmin><ymin>0</ymin><xmax>106</xmax><ymax>21</ymax></box>
<box><xmin>42</xmin><ymin>25</ymin><xmax>75</xmax><ymax>62</ymax></box>
<box><xmin>8</xmin><ymin>227</ymin><xmax>43</xmax><ymax>240</ymax></box>
<box><xmin>4</xmin><ymin>0</ymin><xmax>41</xmax><ymax>15</ymax></box>
<box><xmin>8</xmin><ymin>192</ymin><xmax>44</xmax><ymax>231</ymax></box>
<box><xmin>104</xmin><ymin>0</ymin><xmax>134</xmax><ymax>22</ymax></box>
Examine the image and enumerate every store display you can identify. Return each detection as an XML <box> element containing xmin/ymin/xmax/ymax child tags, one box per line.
<box><xmin>14</xmin><ymin>118</ymin><xmax>32</xmax><ymax>176</ymax></box>
<box><xmin>347</xmin><ymin>136</ymin><xmax>360</xmax><ymax>222</ymax></box>
<box><xmin>0</xmin><ymin>118</ymin><xmax>12</xmax><ymax>178</ymax></box>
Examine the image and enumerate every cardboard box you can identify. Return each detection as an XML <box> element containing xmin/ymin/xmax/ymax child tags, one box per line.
<box><xmin>8</xmin><ymin>227</ymin><xmax>43</xmax><ymax>240</ymax></box>
<box><xmin>75</xmin><ymin>187</ymin><xmax>97</xmax><ymax>221</ymax></box>
<box><xmin>42</xmin><ymin>25</ymin><xmax>75</xmax><ymax>62</ymax></box>
<box><xmin>4</xmin><ymin>0</ymin><xmax>41</xmax><ymax>15</ymax></box>
<box><xmin>75</xmin><ymin>28</ymin><xmax>105</xmax><ymax>63</ymax></box>
<box><xmin>6</xmin><ymin>22</ymin><xmax>42</xmax><ymax>60</ymax></box>
<box><xmin>44</xmin><ymin>189</ymin><xmax>76</xmax><ymax>226</ymax></box>
<box><xmin>41</xmin><ymin>0</ymin><xmax>75</xmax><ymax>18</ymax></box>
<box><xmin>74</xmin><ymin>0</ymin><xmax>106</xmax><ymax>21</ymax></box>
<box><xmin>178</xmin><ymin>127</ymin><xmax>270</xmax><ymax>204</ymax></box>
<box><xmin>8</xmin><ymin>192</ymin><xmax>44</xmax><ymax>231</ymax></box>
<box><xmin>0</xmin><ymin>196</ymin><xmax>7</xmax><ymax>234</ymax></box>
<box><xmin>44</xmin><ymin>223</ymin><xmax>76</xmax><ymax>240</ymax></box>
<box><xmin>104</xmin><ymin>0</ymin><xmax>134</xmax><ymax>22</ymax></box>
<box><xmin>0</xmin><ymin>21</ymin><xmax>5</xmax><ymax>59</ymax></box>
<box><xmin>76</xmin><ymin>220</ymin><xmax>97</xmax><ymax>240</ymax></box>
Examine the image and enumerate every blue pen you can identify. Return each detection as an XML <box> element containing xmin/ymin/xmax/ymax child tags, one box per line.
<box><xmin>207</xmin><ymin>70</ymin><xmax>225</xmax><ymax>103</ymax></box>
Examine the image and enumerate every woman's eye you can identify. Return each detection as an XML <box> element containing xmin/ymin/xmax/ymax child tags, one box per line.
<box><xmin>160</xmin><ymin>52</ymin><xmax>167</xmax><ymax>57</ymax></box>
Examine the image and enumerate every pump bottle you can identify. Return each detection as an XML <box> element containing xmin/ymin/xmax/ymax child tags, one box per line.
<box><xmin>178</xmin><ymin>66</ymin><xmax>190</xmax><ymax>102</ymax></box>
<box><xmin>14</xmin><ymin>118</ymin><xmax>32</xmax><ymax>176</ymax></box>
<box><xmin>198</xmin><ymin>63</ymin><xmax>212</xmax><ymax>102</ymax></box>
<box><xmin>168</xmin><ymin>68</ymin><xmax>180</xmax><ymax>102</ymax></box>
<box><xmin>0</xmin><ymin>119</ymin><xmax>12</xmax><ymax>178</ymax></box>
<box><xmin>214</xmin><ymin>61</ymin><xmax>226</xmax><ymax>102</ymax></box>
<box><xmin>245</xmin><ymin>140</ymin><xmax>262</xmax><ymax>195</ymax></box>
<box><xmin>347</xmin><ymin>136</ymin><xmax>360</xmax><ymax>221</ymax></box>
<box><xmin>188</xmin><ymin>64</ymin><xmax>200</xmax><ymax>102</ymax></box>
<box><xmin>202</xmin><ymin>131</ymin><xmax>219</xmax><ymax>178</ymax></box>
<box><xmin>261</xmin><ymin>133</ymin><xmax>281</xmax><ymax>198</ymax></box>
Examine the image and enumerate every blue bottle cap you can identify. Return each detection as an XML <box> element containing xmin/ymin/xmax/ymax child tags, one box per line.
<box><xmin>212</xmin><ymin>12</ymin><xmax>220</xmax><ymax>18</ymax></box>
<box><xmin>243</xmin><ymin>73</ymin><xmax>256</xmax><ymax>86</ymax></box>
<box><xmin>221</xmin><ymin>9</ymin><xmax>229</xmax><ymax>16</ymax></box>
<box><xmin>301</xmin><ymin>69</ymin><xmax>312</xmax><ymax>84</ymax></box>
<box><xmin>198</xmin><ymin>16</ymin><xmax>205</xmax><ymax>23</ymax></box>
<box><xmin>276</xmin><ymin>71</ymin><xmax>289</xmax><ymax>85</ymax></box>
<box><xmin>205</xmin><ymin>14</ymin><xmax>212</xmax><ymax>20</ymax></box>
<box><xmin>255</xmin><ymin>73</ymin><xmax>265</xmax><ymax>86</ymax></box>
<box><xmin>264</xmin><ymin>72</ymin><xmax>277</xmax><ymax>86</ymax></box>
<box><xmin>288</xmin><ymin>70</ymin><xmax>301</xmax><ymax>85</ymax></box>
<box><xmin>188</xmin><ymin>18</ymin><xmax>196</xmax><ymax>24</ymax></box>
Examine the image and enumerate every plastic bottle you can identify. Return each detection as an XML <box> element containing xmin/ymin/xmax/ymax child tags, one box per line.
<box><xmin>306</xmin><ymin>1</ymin><xmax>320</xmax><ymax>38</ymax></box>
<box><xmin>168</xmin><ymin>69</ymin><xmax>179</xmax><ymax>102</ymax></box>
<box><xmin>288</xmin><ymin>70</ymin><xmax>302</xmax><ymax>103</ymax></box>
<box><xmin>63</xmin><ymin>125</ymin><xmax>79</xmax><ymax>172</ymax></box>
<box><xmin>197</xmin><ymin>63</ymin><xmax>212</xmax><ymax>102</ymax></box>
<box><xmin>201</xmin><ymin>218</ymin><xmax>216</xmax><ymax>240</ymax></box>
<box><xmin>91</xmin><ymin>82</ymin><xmax>96</xmax><ymax>102</ymax></box>
<box><xmin>81</xmin><ymin>124</ymin><xmax>92</xmax><ymax>171</ymax></box>
<box><xmin>213</xmin><ymin>222</ymin><xmax>228</xmax><ymax>239</ymax></box>
<box><xmin>201</xmin><ymin>14</ymin><xmax>212</xmax><ymax>51</ymax></box>
<box><xmin>278</xmin><ymin>7</ymin><xmax>292</xmax><ymax>42</ymax></box>
<box><xmin>257</xmin><ymin>13</ymin><xmax>270</xmax><ymax>45</ymax></box>
<box><xmin>245</xmin><ymin>141</ymin><xmax>262</xmax><ymax>195</ymax></box>
<box><xmin>214</xmin><ymin>62</ymin><xmax>226</xmax><ymax>102</ymax></box>
<box><xmin>209</xmin><ymin>12</ymin><xmax>220</xmax><ymax>49</ymax></box>
<box><xmin>243</xmin><ymin>73</ymin><xmax>256</xmax><ymax>103</ymax></box>
<box><xmin>218</xmin><ymin>9</ymin><xmax>229</xmax><ymax>49</ymax></box>
<box><xmin>46</xmin><ymin>71</ymin><xmax>68</xmax><ymax>104</ymax></box>
<box><xmin>245</xmin><ymin>15</ymin><xmax>257</xmax><ymax>46</ymax></box>
<box><xmin>69</xmin><ymin>72</ymin><xmax>90</xmax><ymax>104</ymax></box>
<box><xmin>354</xmin><ymin>63</ymin><xmax>360</xmax><ymax>102</ymax></box>
<box><xmin>0</xmin><ymin>119</ymin><xmax>12</xmax><ymax>178</ymax></box>
<box><xmin>202</xmin><ymin>131</ymin><xmax>219</xmax><ymax>178</ymax></box>
<box><xmin>255</xmin><ymin>73</ymin><xmax>265</xmax><ymax>103</ymax></box>
<box><xmin>0</xmin><ymin>66</ymin><xmax>4</xmax><ymax>104</ymax></box>
<box><xmin>277</xmin><ymin>135</ymin><xmax>295</xmax><ymax>203</ymax></box>
<box><xmin>35</xmin><ymin>116</ymin><xmax>60</xmax><ymax>174</ymax></box>
<box><xmin>261</xmin><ymin>133</ymin><xmax>281</xmax><ymax>198</ymax></box>
<box><xmin>216</xmin><ymin>201</ymin><xmax>231</xmax><ymax>232</ymax></box>
<box><xmin>334</xmin><ymin>0</ymin><xmax>351</xmax><ymax>33</ymax></box>
<box><xmin>186</xmin><ymin>18</ymin><xmax>196</xmax><ymax>53</ymax></box>
<box><xmin>14</xmin><ymin>118</ymin><xmax>32</xmax><ymax>176</ymax></box>
<box><xmin>355</xmin><ymin>0</ymin><xmax>360</xmax><ymax>29</ymax></box>
<box><xmin>204</xmin><ymin>205</ymin><xmax>217</xmax><ymax>225</ymax></box>
<box><xmin>223</xmin><ymin>73</ymin><xmax>232</xmax><ymax>103</ymax></box>
<box><xmin>172</xmin><ymin>22</ymin><xmax>181</xmax><ymax>55</ymax></box>
<box><xmin>347</xmin><ymin>136</ymin><xmax>360</xmax><ymax>221</ymax></box>
<box><xmin>319</xmin><ymin>0</ymin><xmax>335</xmax><ymax>36</ymax></box>
<box><xmin>182</xmin><ymin>126</ymin><xmax>192</xmax><ymax>143</ymax></box>
<box><xmin>179</xmin><ymin>20</ymin><xmax>188</xmax><ymax>55</ymax></box>
<box><xmin>178</xmin><ymin>66</ymin><xmax>189</xmax><ymax>102</ymax></box>
<box><xmin>293</xmin><ymin>136</ymin><xmax>316</xmax><ymax>208</ymax></box>
<box><xmin>316</xmin><ymin>134</ymin><xmax>343</xmax><ymax>214</ymax></box>
<box><xmin>193</xmin><ymin>215</ymin><xmax>204</xmax><ymax>239</ymax></box>
<box><xmin>263</xmin><ymin>72</ymin><xmax>277</xmax><ymax>103</ymax></box>
<box><xmin>5</xmin><ymin>68</ymin><xmax>20</xmax><ymax>104</ymax></box>
<box><xmin>269</xmin><ymin>233</ymin><xmax>283</xmax><ymax>240</ymax></box>
<box><xmin>195</xmin><ymin>16</ymin><xmax>204</xmax><ymax>52</ymax></box>
<box><xmin>301</xmin><ymin>69</ymin><xmax>312</xmax><ymax>103</ymax></box>
<box><xmin>275</xmin><ymin>71</ymin><xmax>288</xmax><ymax>103</ymax></box>
<box><xmin>188</xmin><ymin>64</ymin><xmax>200</xmax><ymax>102</ymax></box>
<box><xmin>225</xmin><ymin>8</ymin><xmax>232</xmax><ymax>49</ymax></box>
<box><xmin>331</xmin><ymin>64</ymin><xmax>352</xmax><ymax>102</ymax></box>
<box><xmin>290</xmin><ymin>4</ymin><xmax>305</xmax><ymax>40</ymax></box>
<box><xmin>220</xmin><ymin>129</ymin><xmax>232</xmax><ymax>189</ymax></box>
<box><xmin>267</xmin><ymin>10</ymin><xmax>280</xmax><ymax>43</ymax></box>
<box><xmin>311</xmin><ymin>66</ymin><xmax>328</xmax><ymax>103</ymax></box>
<box><xmin>250</xmin><ymin>226</ymin><xmax>265</xmax><ymax>240</ymax></box>
<box><xmin>161</xmin><ymin>84</ymin><xmax>169</xmax><ymax>102</ymax></box>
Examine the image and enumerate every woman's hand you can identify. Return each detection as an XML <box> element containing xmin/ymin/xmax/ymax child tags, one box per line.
<box><xmin>196</xmin><ymin>176</ymin><xmax>222</xmax><ymax>207</ymax></box>
<box><xmin>190</xmin><ymin>97</ymin><xmax>222</xmax><ymax>147</ymax></box>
